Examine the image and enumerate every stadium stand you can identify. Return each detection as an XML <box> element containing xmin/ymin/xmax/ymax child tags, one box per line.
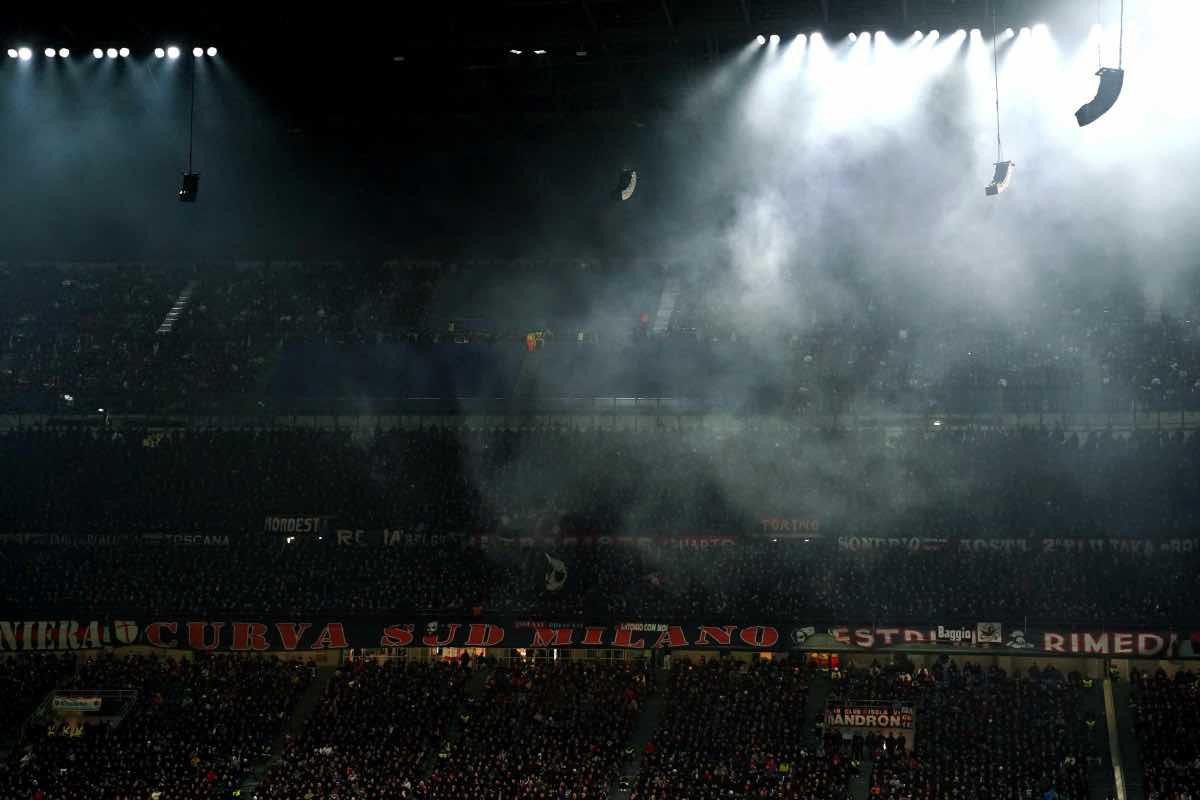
<box><xmin>848</xmin><ymin>661</ymin><xmax>1090</xmax><ymax>800</ymax></box>
<box><xmin>631</xmin><ymin>658</ymin><xmax>847</xmax><ymax>800</ymax></box>
<box><xmin>0</xmin><ymin>652</ymin><xmax>310</xmax><ymax>799</ymax></box>
<box><xmin>256</xmin><ymin>659</ymin><xmax>466</xmax><ymax>799</ymax></box>
<box><xmin>1131</xmin><ymin>667</ymin><xmax>1200</xmax><ymax>800</ymax></box>
<box><xmin>426</xmin><ymin>659</ymin><xmax>645</xmax><ymax>798</ymax></box>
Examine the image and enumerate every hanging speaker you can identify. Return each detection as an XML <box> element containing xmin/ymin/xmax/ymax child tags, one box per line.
<box><xmin>617</xmin><ymin>170</ymin><xmax>637</xmax><ymax>201</ymax></box>
<box><xmin>178</xmin><ymin>172</ymin><xmax>200</xmax><ymax>203</ymax></box>
<box><xmin>985</xmin><ymin>161</ymin><xmax>1015</xmax><ymax>197</ymax></box>
<box><xmin>1075</xmin><ymin>67</ymin><xmax>1124</xmax><ymax>127</ymax></box>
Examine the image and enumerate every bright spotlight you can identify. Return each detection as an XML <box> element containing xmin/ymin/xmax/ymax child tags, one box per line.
<box><xmin>532</xmin><ymin>49</ymin><xmax>547</xmax><ymax>55</ymax></box>
<box><xmin>509</xmin><ymin>49</ymin><xmax>522</xmax><ymax>55</ymax></box>
<box><xmin>192</xmin><ymin>46</ymin><xmax>203</xmax><ymax>57</ymax></box>
<box><xmin>154</xmin><ymin>47</ymin><xmax>165</xmax><ymax>58</ymax></box>
<box><xmin>118</xmin><ymin>47</ymin><xmax>129</xmax><ymax>58</ymax></box>
<box><xmin>1005</xmin><ymin>27</ymin><xmax>1014</xmax><ymax>37</ymax></box>
<box><xmin>954</xmin><ymin>29</ymin><xmax>965</xmax><ymax>37</ymax></box>
<box><xmin>928</xmin><ymin>30</ymin><xmax>940</xmax><ymax>40</ymax></box>
<box><xmin>5</xmin><ymin>48</ymin><xmax>15</xmax><ymax>59</ymax></box>
<box><xmin>93</xmin><ymin>47</ymin><xmax>103</xmax><ymax>59</ymax></box>
<box><xmin>106</xmin><ymin>48</ymin><xmax>117</xmax><ymax>59</ymax></box>
<box><xmin>755</xmin><ymin>34</ymin><xmax>766</xmax><ymax>45</ymax></box>
<box><xmin>1032</xmin><ymin>23</ymin><xmax>1049</xmax><ymax>36</ymax></box>
<box><xmin>985</xmin><ymin>161</ymin><xmax>1015</xmax><ymax>196</ymax></box>
<box><xmin>45</xmin><ymin>48</ymin><xmax>56</xmax><ymax>58</ymax></box>
<box><xmin>768</xmin><ymin>34</ymin><xmax>780</xmax><ymax>44</ymax></box>
<box><xmin>849</xmin><ymin>33</ymin><xmax>857</xmax><ymax>42</ymax></box>
<box><xmin>206</xmin><ymin>46</ymin><xmax>217</xmax><ymax>56</ymax></box>
<box><xmin>18</xmin><ymin>47</ymin><xmax>32</xmax><ymax>61</ymax></box>
<box><xmin>58</xmin><ymin>48</ymin><xmax>69</xmax><ymax>57</ymax></box>
<box><xmin>167</xmin><ymin>46</ymin><xmax>180</xmax><ymax>59</ymax></box>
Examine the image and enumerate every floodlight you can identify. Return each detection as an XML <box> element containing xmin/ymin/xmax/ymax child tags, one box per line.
<box><xmin>58</xmin><ymin>48</ymin><xmax>69</xmax><ymax>57</ymax></box>
<box><xmin>118</xmin><ymin>47</ymin><xmax>129</xmax><ymax>58</ymax></box>
<box><xmin>768</xmin><ymin>34</ymin><xmax>780</xmax><ymax>43</ymax></box>
<box><xmin>1075</xmin><ymin>67</ymin><xmax>1124</xmax><ymax>126</ymax></box>
<box><xmin>985</xmin><ymin>161</ymin><xmax>1015</xmax><ymax>196</ymax></box>
<box><xmin>849</xmin><ymin>33</ymin><xmax>857</xmax><ymax>42</ymax></box>
<box><xmin>755</xmin><ymin>35</ymin><xmax>766</xmax><ymax>45</ymax></box>
<box><xmin>192</xmin><ymin>47</ymin><xmax>203</xmax><ymax>57</ymax></box>
<box><xmin>106</xmin><ymin>48</ymin><xmax>117</xmax><ymax>59</ymax></box>
<box><xmin>5</xmin><ymin>49</ymin><xmax>16</xmax><ymax>59</ymax></box>
<box><xmin>167</xmin><ymin>46</ymin><xmax>180</xmax><ymax>59</ymax></box>
<box><xmin>154</xmin><ymin>47</ymin><xmax>165</xmax><ymax>58</ymax></box>
<box><xmin>206</xmin><ymin>46</ymin><xmax>217</xmax><ymax>56</ymax></box>
<box><xmin>18</xmin><ymin>47</ymin><xmax>32</xmax><ymax>61</ymax></box>
<box><xmin>617</xmin><ymin>170</ymin><xmax>637</xmax><ymax>201</ymax></box>
<box><xmin>179</xmin><ymin>172</ymin><xmax>200</xmax><ymax>202</ymax></box>
<box><xmin>45</xmin><ymin>48</ymin><xmax>56</xmax><ymax>58</ymax></box>
<box><xmin>93</xmin><ymin>48</ymin><xmax>103</xmax><ymax>59</ymax></box>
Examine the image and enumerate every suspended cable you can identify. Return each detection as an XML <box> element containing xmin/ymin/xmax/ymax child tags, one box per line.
<box><xmin>985</xmin><ymin>1</ymin><xmax>1014</xmax><ymax>196</ymax></box>
<box><xmin>1075</xmin><ymin>0</ymin><xmax>1127</xmax><ymax>126</ymax></box>
<box><xmin>178</xmin><ymin>59</ymin><xmax>200</xmax><ymax>202</ymax></box>
<box><xmin>991</xmin><ymin>2</ymin><xmax>1003</xmax><ymax>163</ymax></box>
<box><xmin>187</xmin><ymin>56</ymin><xmax>196</xmax><ymax>175</ymax></box>
<box><xmin>1118</xmin><ymin>0</ymin><xmax>1125</xmax><ymax>69</ymax></box>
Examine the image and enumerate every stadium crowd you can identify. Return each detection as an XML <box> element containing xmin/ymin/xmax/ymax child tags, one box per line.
<box><xmin>2</xmin><ymin>425</ymin><xmax>1200</xmax><ymax>539</ymax></box>
<box><xmin>842</xmin><ymin>660</ymin><xmax>1091</xmax><ymax>800</ymax></box>
<box><xmin>0</xmin><ymin>653</ymin><xmax>75</xmax><ymax>745</ymax></box>
<box><xmin>2</xmin><ymin>535</ymin><xmax>1196</xmax><ymax>624</ymax></box>
<box><xmin>425</xmin><ymin>659</ymin><xmax>645</xmax><ymax>799</ymax></box>
<box><xmin>1132</xmin><ymin>667</ymin><xmax>1200</xmax><ymax>800</ymax></box>
<box><xmin>256</xmin><ymin>659</ymin><xmax>466</xmax><ymax>800</ymax></box>
<box><xmin>0</xmin><ymin>652</ymin><xmax>310</xmax><ymax>799</ymax></box>
<box><xmin>632</xmin><ymin>657</ymin><xmax>847</xmax><ymax>800</ymax></box>
<box><xmin>5</xmin><ymin>261</ymin><xmax>1200</xmax><ymax>415</ymax></box>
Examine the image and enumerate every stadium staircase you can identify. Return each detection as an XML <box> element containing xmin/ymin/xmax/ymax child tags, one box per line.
<box><xmin>256</xmin><ymin>664</ymin><xmax>337</xmax><ymax>780</ymax></box>
<box><xmin>513</xmin><ymin>348</ymin><xmax>542</xmax><ymax>399</ymax></box>
<box><xmin>807</xmin><ymin>672</ymin><xmax>872</xmax><ymax>800</ymax></box>
<box><xmin>652</xmin><ymin>275</ymin><xmax>681</xmax><ymax>334</ymax></box>
<box><xmin>419</xmin><ymin>659</ymin><xmax>496</xmax><ymax>779</ymax></box>
<box><xmin>1110</xmin><ymin>677</ymin><xmax>1146</xmax><ymax>800</ymax></box>
<box><xmin>1079</xmin><ymin>678</ymin><xmax>1118</xmax><ymax>800</ymax></box>
<box><xmin>156</xmin><ymin>280</ymin><xmax>198</xmax><ymax>335</ymax></box>
<box><xmin>607</xmin><ymin>668</ymin><xmax>668</xmax><ymax>798</ymax></box>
